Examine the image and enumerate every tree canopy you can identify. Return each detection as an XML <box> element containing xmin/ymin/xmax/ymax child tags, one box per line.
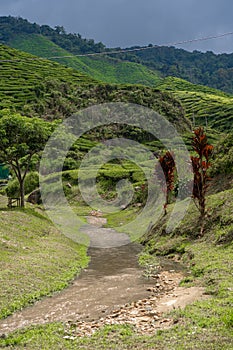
<box><xmin>0</xmin><ymin>110</ymin><xmax>52</xmax><ymax>206</ymax></box>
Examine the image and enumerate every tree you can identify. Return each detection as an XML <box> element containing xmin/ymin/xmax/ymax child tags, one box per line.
<box><xmin>54</xmin><ymin>25</ymin><xmax>66</xmax><ymax>35</ymax></box>
<box><xmin>155</xmin><ymin>151</ymin><xmax>175</xmax><ymax>215</ymax></box>
<box><xmin>191</xmin><ymin>127</ymin><xmax>213</xmax><ymax>234</ymax></box>
<box><xmin>0</xmin><ymin>111</ymin><xmax>52</xmax><ymax>207</ymax></box>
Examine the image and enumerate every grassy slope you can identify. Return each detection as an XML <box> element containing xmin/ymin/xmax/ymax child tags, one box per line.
<box><xmin>0</xmin><ymin>188</ymin><xmax>232</xmax><ymax>348</ymax></box>
<box><xmin>157</xmin><ymin>77</ymin><xmax>233</xmax><ymax>132</ymax></box>
<box><xmin>0</xmin><ymin>43</ymin><xmax>95</xmax><ymax>113</ymax></box>
<box><xmin>211</xmin><ymin>132</ymin><xmax>233</xmax><ymax>176</ymax></box>
<box><xmin>8</xmin><ymin>34</ymin><xmax>162</xmax><ymax>86</ymax></box>
<box><xmin>8</xmin><ymin>34</ymin><xmax>233</xmax><ymax>133</ymax></box>
<box><xmin>0</xmin><ymin>44</ymin><xmax>191</xmax><ymax>133</ymax></box>
<box><xmin>0</xmin><ymin>196</ymin><xmax>89</xmax><ymax>320</ymax></box>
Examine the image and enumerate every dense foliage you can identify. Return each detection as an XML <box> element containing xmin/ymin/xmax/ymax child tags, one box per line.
<box><xmin>211</xmin><ymin>132</ymin><xmax>233</xmax><ymax>175</ymax></box>
<box><xmin>120</xmin><ymin>46</ymin><xmax>233</xmax><ymax>94</ymax></box>
<box><xmin>0</xmin><ymin>16</ymin><xmax>105</xmax><ymax>54</ymax></box>
<box><xmin>0</xmin><ymin>110</ymin><xmax>52</xmax><ymax>206</ymax></box>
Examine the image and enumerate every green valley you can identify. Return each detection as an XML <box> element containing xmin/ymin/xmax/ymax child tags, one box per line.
<box><xmin>0</xmin><ymin>15</ymin><xmax>232</xmax><ymax>350</ymax></box>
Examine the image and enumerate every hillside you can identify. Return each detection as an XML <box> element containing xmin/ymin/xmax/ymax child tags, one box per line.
<box><xmin>1</xmin><ymin>16</ymin><xmax>233</xmax><ymax>94</ymax></box>
<box><xmin>7</xmin><ymin>33</ymin><xmax>162</xmax><ymax>86</ymax></box>
<box><xmin>121</xmin><ymin>45</ymin><xmax>233</xmax><ymax>94</ymax></box>
<box><xmin>156</xmin><ymin>77</ymin><xmax>233</xmax><ymax>132</ymax></box>
<box><xmin>0</xmin><ymin>17</ymin><xmax>233</xmax><ymax>133</ymax></box>
<box><xmin>0</xmin><ymin>43</ymin><xmax>97</xmax><ymax>117</ymax></box>
<box><xmin>0</xmin><ymin>44</ymin><xmax>190</xmax><ymax>133</ymax></box>
<box><xmin>0</xmin><ymin>195</ymin><xmax>88</xmax><ymax>319</ymax></box>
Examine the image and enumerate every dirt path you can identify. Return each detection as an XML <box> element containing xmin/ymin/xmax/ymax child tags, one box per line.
<box><xmin>0</xmin><ymin>217</ymin><xmax>208</xmax><ymax>336</ymax></box>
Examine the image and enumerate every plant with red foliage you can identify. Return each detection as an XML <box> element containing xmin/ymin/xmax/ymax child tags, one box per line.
<box><xmin>191</xmin><ymin>127</ymin><xmax>213</xmax><ymax>234</ymax></box>
<box><xmin>155</xmin><ymin>151</ymin><xmax>175</xmax><ymax>215</ymax></box>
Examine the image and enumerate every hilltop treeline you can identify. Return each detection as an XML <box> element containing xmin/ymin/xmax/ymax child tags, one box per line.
<box><xmin>0</xmin><ymin>16</ymin><xmax>106</xmax><ymax>54</ymax></box>
<box><xmin>118</xmin><ymin>47</ymin><xmax>233</xmax><ymax>94</ymax></box>
<box><xmin>1</xmin><ymin>16</ymin><xmax>233</xmax><ymax>93</ymax></box>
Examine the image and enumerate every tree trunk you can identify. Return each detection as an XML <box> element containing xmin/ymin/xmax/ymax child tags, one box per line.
<box><xmin>19</xmin><ymin>180</ymin><xmax>25</xmax><ymax>208</ymax></box>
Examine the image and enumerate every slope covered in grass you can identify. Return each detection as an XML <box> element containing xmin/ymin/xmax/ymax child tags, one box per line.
<box><xmin>8</xmin><ymin>34</ymin><xmax>233</xmax><ymax>133</ymax></box>
<box><xmin>0</xmin><ymin>44</ymin><xmax>190</xmax><ymax>132</ymax></box>
<box><xmin>0</xmin><ymin>196</ymin><xmax>88</xmax><ymax>319</ymax></box>
<box><xmin>2</xmin><ymin>16</ymin><xmax>233</xmax><ymax>95</ymax></box>
<box><xmin>8</xmin><ymin>34</ymin><xmax>162</xmax><ymax>86</ymax></box>
<box><xmin>157</xmin><ymin>77</ymin><xmax>233</xmax><ymax>132</ymax></box>
<box><xmin>0</xmin><ymin>43</ymin><xmax>96</xmax><ymax>115</ymax></box>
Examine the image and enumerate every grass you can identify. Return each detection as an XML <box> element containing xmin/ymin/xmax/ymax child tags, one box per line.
<box><xmin>4</xmin><ymin>32</ymin><xmax>233</xmax><ymax>135</ymax></box>
<box><xmin>0</xmin><ymin>43</ymin><xmax>96</xmax><ymax>118</ymax></box>
<box><xmin>104</xmin><ymin>206</ymin><xmax>140</xmax><ymax>228</ymax></box>
<box><xmin>9</xmin><ymin>34</ymin><xmax>162</xmax><ymax>87</ymax></box>
<box><xmin>0</xmin><ymin>195</ymin><xmax>89</xmax><ymax>320</ymax></box>
<box><xmin>1</xmin><ymin>187</ymin><xmax>232</xmax><ymax>349</ymax></box>
<box><xmin>0</xmin><ymin>43</ymin><xmax>191</xmax><ymax>134</ymax></box>
<box><xmin>157</xmin><ymin>77</ymin><xmax>233</xmax><ymax>132</ymax></box>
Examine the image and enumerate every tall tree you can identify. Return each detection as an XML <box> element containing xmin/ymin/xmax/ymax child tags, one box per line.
<box><xmin>155</xmin><ymin>151</ymin><xmax>175</xmax><ymax>215</ymax></box>
<box><xmin>191</xmin><ymin>127</ymin><xmax>213</xmax><ymax>234</ymax></box>
<box><xmin>0</xmin><ymin>111</ymin><xmax>52</xmax><ymax>207</ymax></box>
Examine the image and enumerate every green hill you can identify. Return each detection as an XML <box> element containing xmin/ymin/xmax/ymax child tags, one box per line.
<box><xmin>120</xmin><ymin>45</ymin><xmax>233</xmax><ymax>94</ymax></box>
<box><xmin>157</xmin><ymin>77</ymin><xmax>233</xmax><ymax>132</ymax></box>
<box><xmin>0</xmin><ymin>44</ymin><xmax>190</xmax><ymax>133</ymax></box>
<box><xmin>2</xmin><ymin>16</ymin><xmax>233</xmax><ymax>94</ymax></box>
<box><xmin>0</xmin><ymin>43</ymin><xmax>96</xmax><ymax>117</ymax></box>
<box><xmin>1</xmin><ymin>42</ymin><xmax>233</xmax><ymax>134</ymax></box>
<box><xmin>1</xmin><ymin>13</ymin><xmax>233</xmax><ymax>134</ymax></box>
<box><xmin>8</xmin><ymin>33</ymin><xmax>162</xmax><ymax>86</ymax></box>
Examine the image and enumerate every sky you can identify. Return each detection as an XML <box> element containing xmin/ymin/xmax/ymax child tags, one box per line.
<box><xmin>0</xmin><ymin>0</ymin><xmax>233</xmax><ymax>53</ymax></box>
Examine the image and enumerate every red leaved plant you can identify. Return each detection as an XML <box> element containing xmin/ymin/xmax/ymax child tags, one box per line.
<box><xmin>191</xmin><ymin>127</ymin><xmax>213</xmax><ymax>235</ymax></box>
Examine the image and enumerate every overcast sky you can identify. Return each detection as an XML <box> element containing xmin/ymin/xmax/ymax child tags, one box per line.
<box><xmin>0</xmin><ymin>0</ymin><xmax>233</xmax><ymax>53</ymax></box>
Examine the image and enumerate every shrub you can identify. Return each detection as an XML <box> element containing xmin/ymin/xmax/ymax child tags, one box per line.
<box><xmin>6</xmin><ymin>172</ymin><xmax>39</xmax><ymax>198</ymax></box>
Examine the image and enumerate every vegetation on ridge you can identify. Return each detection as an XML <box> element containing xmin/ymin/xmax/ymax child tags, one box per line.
<box><xmin>8</xmin><ymin>33</ymin><xmax>163</xmax><ymax>87</ymax></box>
<box><xmin>1</xmin><ymin>16</ymin><xmax>233</xmax><ymax>93</ymax></box>
<box><xmin>0</xmin><ymin>44</ymin><xmax>190</xmax><ymax>133</ymax></box>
